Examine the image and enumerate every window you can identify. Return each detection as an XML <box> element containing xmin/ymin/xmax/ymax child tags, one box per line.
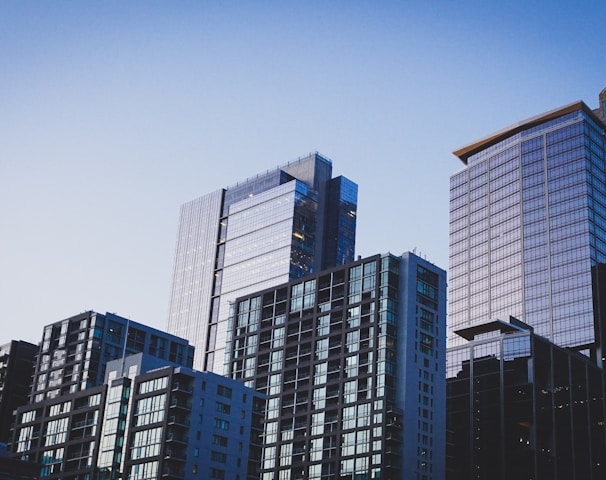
<box><xmin>139</xmin><ymin>377</ymin><xmax>168</xmax><ymax>394</ymax></box>
<box><xmin>22</xmin><ymin>410</ymin><xmax>36</xmax><ymax>423</ymax></box>
<box><xmin>215</xmin><ymin>419</ymin><xmax>230</xmax><ymax>431</ymax></box>
<box><xmin>211</xmin><ymin>451</ymin><xmax>227</xmax><ymax>463</ymax></box>
<box><xmin>217</xmin><ymin>385</ymin><xmax>232</xmax><ymax>399</ymax></box>
<box><xmin>131</xmin><ymin>427</ymin><xmax>162</xmax><ymax>459</ymax></box>
<box><xmin>134</xmin><ymin>394</ymin><xmax>166</xmax><ymax>426</ymax></box>
<box><xmin>216</xmin><ymin>402</ymin><xmax>231</xmax><ymax>414</ymax></box>
<box><xmin>212</xmin><ymin>434</ymin><xmax>228</xmax><ymax>447</ymax></box>
<box><xmin>210</xmin><ymin>468</ymin><xmax>225</xmax><ymax>479</ymax></box>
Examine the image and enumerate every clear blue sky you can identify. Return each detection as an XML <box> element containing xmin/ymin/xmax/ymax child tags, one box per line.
<box><xmin>1</xmin><ymin>1</ymin><xmax>604</xmax><ymax>344</ymax></box>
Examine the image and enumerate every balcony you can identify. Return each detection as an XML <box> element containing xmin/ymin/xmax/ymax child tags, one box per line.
<box><xmin>167</xmin><ymin>415</ymin><xmax>190</xmax><ymax>427</ymax></box>
<box><xmin>164</xmin><ymin>449</ymin><xmax>186</xmax><ymax>461</ymax></box>
<box><xmin>384</xmin><ymin>443</ymin><xmax>403</xmax><ymax>456</ymax></box>
<box><xmin>161</xmin><ymin>467</ymin><xmax>185</xmax><ymax>479</ymax></box>
<box><xmin>386</xmin><ymin>417</ymin><xmax>403</xmax><ymax>428</ymax></box>
<box><xmin>171</xmin><ymin>383</ymin><xmax>192</xmax><ymax>394</ymax></box>
<box><xmin>386</xmin><ymin>405</ymin><xmax>403</xmax><ymax>415</ymax></box>
<box><xmin>166</xmin><ymin>432</ymin><xmax>187</xmax><ymax>444</ymax></box>
<box><xmin>385</xmin><ymin>430</ymin><xmax>402</xmax><ymax>441</ymax></box>
<box><xmin>72</xmin><ymin>419</ymin><xmax>96</xmax><ymax>429</ymax></box>
<box><xmin>169</xmin><ymin>399</ymin><xmax>191</xmax><ymax>411</ymax></box>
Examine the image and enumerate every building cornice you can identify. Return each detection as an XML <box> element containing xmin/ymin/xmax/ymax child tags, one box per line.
<box><xmin>453</xmin><ymin>101</ymin><xmax>604</xmax><ymax>165</ymax></box>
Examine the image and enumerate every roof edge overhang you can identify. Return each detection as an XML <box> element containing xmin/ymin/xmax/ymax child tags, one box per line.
<box><xmin>453</xmin><ymin>101</ymin><xmax>604</xmax><ymax>165</ymax></box>
<box><xmin>454</xmin><ymin>316</ymin><xmax>533</xmax><ymax>341</ymax></box>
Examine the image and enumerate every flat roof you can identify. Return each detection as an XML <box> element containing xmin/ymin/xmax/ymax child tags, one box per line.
<box><xmin>454</xmin><ymin>317</ymin><xmax>532</xmax><ymax>341</ymax></box>
<box><xmin>453</xmin><ymin>101</ymin><xmax>603</xmax><ymax>165</ymax></box>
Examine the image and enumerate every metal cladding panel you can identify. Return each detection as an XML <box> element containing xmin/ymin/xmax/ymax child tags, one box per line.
<box><xmin>167</xmin><ymin>189</ymin><xmax>223</xmax><ymax>370</ymax></box>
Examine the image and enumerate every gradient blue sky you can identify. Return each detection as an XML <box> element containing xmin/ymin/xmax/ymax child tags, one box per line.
<box><xmin>1</xmin><ymin>1</ymin><xmax>604</xmax><ymax>344</ymax></box>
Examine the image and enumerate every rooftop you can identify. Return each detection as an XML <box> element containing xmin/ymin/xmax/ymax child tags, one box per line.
<box><xmin>454</xmin><ymin>316</ymin><xmax>533</xmax><ymax>341</ymax></box>
<box><xmin>453</xmin><ymin>101</ymin><xmax>603</xmax><ymax>164</ymax></box>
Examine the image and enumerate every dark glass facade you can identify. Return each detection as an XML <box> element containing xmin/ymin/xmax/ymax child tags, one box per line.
<box><xmin>446</xmin><ymin>318</ymin><xmax>606</xmax><ymax>479</ymax></box>
<box><xmin>226</xmin><ymin>252</ymin><xmax>447</xmax><ymax>479</ymax></box>
<box><xmin>0</xmin><ymin>340</ymin><xmax>37</xmax><ymax>443</ymax></box>
<box><xmin>322</xmin><ymin>176</ymin><xmax>358</xmax><ymax>270</ymax></box>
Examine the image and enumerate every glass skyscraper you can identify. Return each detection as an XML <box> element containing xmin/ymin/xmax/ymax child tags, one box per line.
<box><xmin>449</xmin><ymin>100</ymin><xmax>606</xmax><ymax>364</ymax></box>
<box><xmin>167</xmin><ymin>152</ymin><xmax>358</xmax><ymax>372</ymax></box>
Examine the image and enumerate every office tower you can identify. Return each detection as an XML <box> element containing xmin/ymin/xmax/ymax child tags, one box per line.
<box><xmin>446</xmin><ymin>317</ymin><xmax>605</xmax><ymax>479</ymax></box>
<box><xmin>0</xmin><ymin>341</ymin><xmax>38</xmax><ymax>443</ymax></box>
<box><xmin>167</xmin><ymin>152</ymin><xmax>358</xmax><ymax>372</ymax></box>
<box><xmin>12</xmin><ymin>353</ymin><xmax>265</xmax><ymax>480</ymax></box>
<box><xmin>31</xmin><ymin>311</ymin><xmax>194</xmax><ymax>403</ymax></box>
<box><xmin>447</xmin><ymin>90</ymin><xmax>606</xmax><ymax>479</ymax></box>
<box><xmin>448</xmin><ymin>97</ymin><xmax>606</xmax><ymax>364</ymax></box>
<box><xmin>226</xmin><ymin>252</ymin><xmax>447</xmax><ymax>480</ymax></box>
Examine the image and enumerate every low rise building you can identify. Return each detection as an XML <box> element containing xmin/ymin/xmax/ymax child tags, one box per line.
<box><xmin>446</xmin><ymin>317</ymin><xmax>606</xmax><ymax>479</ymax></box>
<box><xmin>12</xmin><ymin>354</ymin><xmax>265</xmax><ymax>480</ymax></box>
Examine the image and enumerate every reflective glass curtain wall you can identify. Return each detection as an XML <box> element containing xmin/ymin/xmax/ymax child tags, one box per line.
<box><xmin>167</xmin><ymin>153</ymin><xmax>358</xmax><ymax>372</ymax></box>
<box><xmin>449</xmin><ymin>103</ymin><xmax>606</xmax><ymax>362</ymax></box>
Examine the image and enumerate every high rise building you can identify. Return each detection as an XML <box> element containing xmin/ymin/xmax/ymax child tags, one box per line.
<box><xmin>12</xmin><ymin>353</ymin><xmax>265</xmax><ymax>480</ymax></box>
<box><xmin>447</xmin><ymin>89</ymin><xmax>606</xmax><ymax>479</ymax></box>
<box><xmin>167</xmin><ymin>152</ymin><xmax>357</xmax><ymax>372</ymax></box>
<box><xmin>448</xmin><ymin>95</ymin><xmax>606</xmax><ymax>364</ymax></box>
<box><xmin>31</xmin><ymin>311</ymin><xmax>194</xmax><ymax>403</ymax></box>
<box><xmin>0</xmin><ymin>341</ymin><xmax>38</xmax><ymax>443</ymax></box>
<box><xmin>226</xmin><ymin>252</ymin><xmax>447</xmax><ymax>480</ymax></box>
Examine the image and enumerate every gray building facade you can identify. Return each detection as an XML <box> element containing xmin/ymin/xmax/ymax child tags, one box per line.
<box><xmin>226</xmin><ymin>251</ymin><xmax>446</xmax><ymax>480</ymax></box>
<box><xmin>12</xmin><ymin>354</ymin><xmax>265</xmax><ymax>480</ymax></box>
<box><xmin>31</xmin><ymin>311</ymin><xmax>194</xmax><ymax>403</ymax></box>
